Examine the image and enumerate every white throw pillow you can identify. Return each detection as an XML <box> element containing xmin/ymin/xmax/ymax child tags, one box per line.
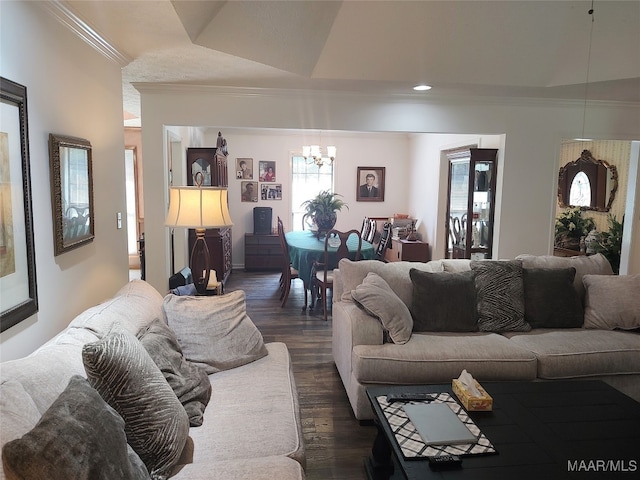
<box><xmin>162</xmin><ymin>290</ymin><xmax>268</xmax><ymax>373</ymax></box>
<box><xmin>352</xmin><ymin>272</ymin><xmax>413</xmax><ymax>344</ymax></box>
<box><xmin>583</xmin><ymin>274</ymin><xmax>640</xmax><ymax>330</ymax></box>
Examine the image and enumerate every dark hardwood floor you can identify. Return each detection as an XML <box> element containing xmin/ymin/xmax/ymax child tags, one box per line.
<box><xmin>225</xmin><ymin>269</ymin><xmax>376</xmax><ymax>480</ymax></box>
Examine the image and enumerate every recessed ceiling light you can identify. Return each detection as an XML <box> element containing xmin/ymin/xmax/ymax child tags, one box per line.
<box><xmin>413</xmin><ymin>84</ymin><xmax>432</xmax><ymax>91</ymax></box>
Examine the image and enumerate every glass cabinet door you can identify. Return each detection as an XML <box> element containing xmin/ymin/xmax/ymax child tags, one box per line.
<box><xmin>446</xmin><ymin>148</ymin><xmax>497</xmax><ymax>259</ymax></box>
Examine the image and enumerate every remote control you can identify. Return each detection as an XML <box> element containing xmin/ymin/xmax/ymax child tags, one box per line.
<box><xmin>428</xmin><ymin>454</ymin><xmax>462</xmax><ymax>470</ymax></box>
<box><xmin>386</xmin><ymin>393</ymin><xmax>436</xmax><ymax>403</ymax></box>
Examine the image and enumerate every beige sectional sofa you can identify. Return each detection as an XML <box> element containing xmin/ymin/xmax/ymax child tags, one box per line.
<box><xmin>332</xmin><ymin>254</ymin><xmax>640</xmax><ymax>420</ymax></box>
<box><xmin>0</xmin><ymin>280</ymin><xmax>305</xmax><ymax>479</ymax></box>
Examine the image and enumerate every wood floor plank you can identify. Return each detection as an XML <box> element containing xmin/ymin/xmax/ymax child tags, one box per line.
<box><xmin>226</xmin><ymin>270</ymin><xmax>375</xmax><ymax>480</ymax></box>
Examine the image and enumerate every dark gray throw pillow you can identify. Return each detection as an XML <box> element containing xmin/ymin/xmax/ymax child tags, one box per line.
<box><xmin>1</xmin><ymin>375</ymin><xmax>150</xmax><ymax>480</ymax></box>
<box><xmin>409</xmin><ymin>269</ymin><xmax>478</xmax><ymax>332</ymax></box>
<box><xmin>82</xmin><ymin>323</ymin><xmax>189</xmax><ymax>480</ymax></box>
<box><xmin>138</xmin><ymin>318</ymin><xmax>212</xmax><ymax>427</ymax></box>
<box><xmin>523</xmin><ymin>267</ymin><xmax>584</xmax><ymax>328</ymax></box>
<box><xmin>470</xmin><ymin>260</ymin><xmax>531</xmax><ymax>332</ymax></box>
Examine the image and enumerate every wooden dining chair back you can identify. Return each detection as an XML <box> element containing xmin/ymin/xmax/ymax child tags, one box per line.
<box><xmin>312</xmin><ymin>229</ymin><xmax>362</xmax><ymax>320</ymax></box>
<box><xmin>277</xmin><ymin>217</ymin><xmax>306</xmax><ymax>308</ymax></box>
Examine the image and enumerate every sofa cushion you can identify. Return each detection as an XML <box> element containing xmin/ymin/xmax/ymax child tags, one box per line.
<box><xmin>69</xmin><ymin>279</ymin><xmax>164</xmax><ymax>337</ymax></box>
<box><xmin>338</xmin><ymin>259</ymin><xmax>442</xmax><ymax>305</ymax></box>
<box><xmin>163</xmin><ymin>290</ymin><xmax>268</xmax><ymax>374</ymax></box>
<box><xmin>1</xmin><ymin>375</ymin><xmax>150</xmax><ymax>480</ymax></box>
<box><xmin>516</xmin><ymin>253</ymin><xmax>613</xmax><ymax>301</ymax></box>
<box><xmin>506</xmin><ymin>329</ymin><xmax>640</xmax><ymax>379</ymax></box>
<box><xmin>471</xmin><ymin>260</ymin><xmax>531</xmax><ymax>332</ymax></box>
<box><xmin>187</xmin><ymin>343</ymin><xmax>305</xmax><ymax>467</ymax></box>
<box><xmin>82</xmin><ymin>323</ymin><xmax>189</xmax><ymax>479</ymax></box>
<box><xmin>409</xmin><ymin>269</ymin><xmax>478</xmax><ymax>332</ymax></box>
<box><xmin>523</xmin><ymin>267</ymin><xmax>584</xmax><ymax>328</ymax></box>
<box><xmin>352</xmin><ymin>272</ymin><xmax>413</xmax><ymax>344</ymax></box>
<box><xmin>352</xmin><ymin>332</ymin><xmax>537</xmax><ymax>384</ymax></box>
<box><xmin>583</xmin><ymin>274</ymin><xmax>640</xmax><ymax>330</ymax></box>
<box><xmin>137</xmin><ymin>318</ymin><xmax>212</xmax><ymax>427</ymax></box>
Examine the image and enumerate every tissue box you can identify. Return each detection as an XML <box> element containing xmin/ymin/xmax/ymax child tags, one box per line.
<box><xmin>452</xmin><ymin>379</ymin><xmax>493</xmax><ymax>411</ymax></box>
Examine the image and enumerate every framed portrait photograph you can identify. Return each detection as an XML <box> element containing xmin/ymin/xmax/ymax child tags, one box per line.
<box><xmin>236</xmin><ymin>157</ymin><xmax>253</xmax><ymax>180</ymax></box>
<box><xmin>356</xmin><ymin>167</ymin><xmax>385</xmax><ymax>202</ymax></box>
<box><xmin>259</xmin><ymin>160</ymin><xmax>276</xmax><ymax>182</ymax></box>
<box><xmin>0</xmin><ymin>77</ymin><xmax>38</xmax><ymax>332</ymax></box>
<box><xmin>49</xmin><ymin>133</ymin><xmax>94</xmax><ymax>256</ymax></box>
<box><xmin>261</xmin><ymin>183</ymin><xmax>282</xmax><ymax>200</ymax></box>
<box><xmin>241</xmin><ymin>181</ymin><xmax>258</xmax><ymax>202</ymax></box>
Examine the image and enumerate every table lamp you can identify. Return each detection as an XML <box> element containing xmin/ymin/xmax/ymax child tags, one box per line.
<box><xmin>165</xmin><ymin>175</ymin><xmax>233</xmax><ymax>294</ymax></box>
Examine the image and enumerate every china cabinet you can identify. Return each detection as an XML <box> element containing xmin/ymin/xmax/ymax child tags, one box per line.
<box><xmin>445</xmin><ymin>148</ymin><xmax>498</xmax><ymax>259</ymax></box>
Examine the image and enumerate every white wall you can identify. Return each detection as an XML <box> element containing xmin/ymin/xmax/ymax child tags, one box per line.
<box><xmin>0</xmin><ymin>2</ymin><xmax>128</xmax><ymax>361</ymax></box>
<box><xmin>138</xmin><ymin>86</ymin><xmax>640</xmax><ymax>294</ymax></box>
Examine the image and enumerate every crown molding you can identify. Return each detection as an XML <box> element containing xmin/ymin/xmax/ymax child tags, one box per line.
<box><xmin>42</xmin><ymin>1</ymin><xmax>132</xmax><ymax>67</ymax></box>
<box><xmin>131</xmin><ymin>82</ymin><xmax>640</xmax><ymax>109</ymax></box>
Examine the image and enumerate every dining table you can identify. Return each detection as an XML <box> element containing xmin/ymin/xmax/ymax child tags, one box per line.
<box><xmin>285</xmin><ymin>230</ymin><xmax>375</xmax><ymax>302</ymax></box>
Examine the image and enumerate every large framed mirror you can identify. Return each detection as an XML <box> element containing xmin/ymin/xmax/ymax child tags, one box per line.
<box><xmin>557</xmin><ymin>150</ymin><xmax>618</xmax><ymax>212</ymax></box>
<box><xmin>49</xmin><ymin>133</ymin><xmax>94</xmax><ymax>256</ymax></box>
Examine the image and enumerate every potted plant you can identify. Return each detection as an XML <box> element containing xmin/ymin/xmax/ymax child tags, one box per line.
<box><xmin>301</xmin><ymin>190</ymin><xmax>348</xmax><ymax>237</ymax></box>
<box><xmin>554</xmin><ymin>207</ymin><xmax>595</xmax><ymax>251</ymax></box>
<box><xmin>593</xmin><ymin>214</ymin><xmax>624</xmax><ymax>274</ymax></box>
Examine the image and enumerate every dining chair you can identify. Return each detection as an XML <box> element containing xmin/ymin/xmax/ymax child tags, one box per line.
<box><xmin>277</xmin><ymin>217</ymin><xmax>306</xmax><ymax>308</ymax></box>
<box><xmin>311</xmin><ymin>229</ymin><xmax>362</xmax><ymax>321</ymax></box>
<box><xmin>375</xmin><ymin>222</ymin><xmax>392</xmax><ymax>260</ymax></box>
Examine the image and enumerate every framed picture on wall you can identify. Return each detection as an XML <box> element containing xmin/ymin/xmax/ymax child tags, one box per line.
<box><xmin>236</xmin><ymin>157</ymin><xmax>253</xmax><ymax>179</ymax></box>
<box><xmin>356</xmin><ymin>167</ymin><xmax>385</xmax><ymax>202</ymax></box>
<box><xmin>241</xmin><ymin>181</ymin><xmax>258</xmax><ymax>202</ymax></box>
<box><xmin>0</xmin><ymin>77</ymin><xmax>38</xmax><ymax>332</ymax></box>
<box><xmin>261</xmin><ymin>183</ymin><xmax>282</xmax><ymax>200</ymax></box>
<box><xmin>259</xmin><ymin>161</ymin><xmax>276</xmax><ymax>182</ymax></box>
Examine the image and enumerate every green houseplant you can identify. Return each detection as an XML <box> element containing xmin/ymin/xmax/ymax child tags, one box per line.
<box><xmin>593</xmin><ymin>214</ymin><xmax>624</xmax><ymax>274</ymax></box>
<box><xmin>301</xmin><ymin>190</ymin><xmax>348</xmax><ymax>236</ymax></box>
<box><xmin>554</xmin><ymin>207</ymin><xmax>595</xmax><ymax>251</ymax></box>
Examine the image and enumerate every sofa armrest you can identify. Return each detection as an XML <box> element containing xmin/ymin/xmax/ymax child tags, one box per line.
<box><xmin>332</xmin><ymin>300</ymin><xmax>385</xmax><ymax>393</ymax></box>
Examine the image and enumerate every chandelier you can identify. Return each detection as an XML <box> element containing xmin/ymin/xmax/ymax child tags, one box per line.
<box><xmin>302</xmin><ymin>144</ymin><xmax>336</xmax><ymax>167</ymax></box>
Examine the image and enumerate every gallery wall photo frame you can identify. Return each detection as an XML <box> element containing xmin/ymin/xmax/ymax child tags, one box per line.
<box><xmin>356</xmin><ymin>166</ymin><xmax>385</xmax><ymax>202</ymax></box>
<box><xmin>236</xmin><ymin>157</ymin><xmax>253</xmax><ymax>179</ymax></box>
<box><xmin>49</xmin><ymin>133</ymin><xmax>94</xmax><ymax>256</ymax></box>
<box><xmin>259</xmin><ymin>160</ymin><xmax>276</xmax><ymax>182</ymax></box>
<box><xmin>0</xmin><ymin>77</ymin><xmax>38</xmax><ymax>332</ymax></box>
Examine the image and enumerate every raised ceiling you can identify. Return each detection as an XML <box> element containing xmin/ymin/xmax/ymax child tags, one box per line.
<box><xmin>58</xmin><ymin>0</ymin><xmax>640</xmax><ymax>125</ymax></box>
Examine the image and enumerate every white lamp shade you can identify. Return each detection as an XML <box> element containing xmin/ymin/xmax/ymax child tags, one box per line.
<box><xmin>165</xmin><ymin>186</ymin><xmax>233</xmax><ymax>228</ymax></box>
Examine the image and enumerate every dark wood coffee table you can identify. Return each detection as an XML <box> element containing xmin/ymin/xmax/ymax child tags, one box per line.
<box><xmin>365</xmin><ymin>381</ymin><xmax>640</xmax><ymax>479</ymax></box>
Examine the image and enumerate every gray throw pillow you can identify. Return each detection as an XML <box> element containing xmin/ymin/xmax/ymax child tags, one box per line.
<box><xmin>352</xmin><ymin>272</ymin><xmax>413</xmax><ymax>344</ymax></box>
<box><xmin>137</xmin><ymin>318</ymin><xmax>212</xmax><ymax>427</ymax></box>
<box><xmin>162</xmin><ymin>290</ymin><xmax>268</xmax><ymax>374</ymax></box>
<box><xmin>583</xmin><ymin>274</ymin><xmax>640</xmax><ymax>330</ymax></box>
<box><xmin>523</xmin><ymin>267</ymin><xmax>584</xmax><ymax>328</ymax></box>
<box><xmin>1</xmin><ymin>375</ymin><xmax>150</xmax><ymax>480</ymax></box>
<box><xmin>82</xmin><ymin>324</ymin><xmax>189</xmax><ymax>480</ymax></box>
<box><xmin>409</xmin><ymin>269</ymin><xmax>478</xmax><ymax>332</ymax></box>
<box><xmin>470</xmin><ymin>260</ymin><xmax>531</xmax><ymax>332</ymax></box>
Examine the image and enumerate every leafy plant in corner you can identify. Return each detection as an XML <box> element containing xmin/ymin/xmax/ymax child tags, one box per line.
<box><xmin>554</xmin><ymin>207</ymin><xmax>595</xmax><ymax>250</ymax></box>
<box><xmin>593</xmin><ymin>214</ymin><xmax>624</xmax><ymax>274</ymax></box>
<box><xmin>301</xmin><ymin>190</ymin><xmax>348</xmax><ymax>235</ymax></box>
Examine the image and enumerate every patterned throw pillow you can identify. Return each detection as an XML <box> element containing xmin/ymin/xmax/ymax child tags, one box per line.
<box><xmin>82</xmin><ymin>324</ymin><xmax>189</xmax><ymax>480</ymax></box>
<box><xmin>352</xmin><ymin>272</ymin><xmax>413</xmax><ymax>344</ymax></box>
<box><xmin>137</xmin><ymin>318</ymin><xmax>212</xmax><ymax>427</ymax></box>
<box><xmin>409</xmin><ymin>269</ymin><xmax>478</xmax><ymax>332</ymax></box>
<box><xmin>470</xmin><ymin>260</ymin><xmax>531</xmax><ymax>332</ymax></box>
<box><xmin>1</xmin><ymin>375</ymin><xmax>150</xmax><ymax>480</ymax></box>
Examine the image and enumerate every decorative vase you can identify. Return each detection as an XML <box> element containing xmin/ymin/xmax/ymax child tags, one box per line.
<box><xmin>584</xmin><ymin>229</ymin><xmax>600</xmax><ymax>254</ymax></box>
<box><xmin>556</xmin><ymin>232</ymin><xmax>581</xmax><ymax>251</ymax></box>
<box><xmin>313</xmin><ymin>212</ymin><xmax>337</xmax><ymax>238</ymax></box>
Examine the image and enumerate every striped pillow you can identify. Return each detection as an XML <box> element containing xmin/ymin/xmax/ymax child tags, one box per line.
<box><xmin>471</xmin><ymin>260</ymin><xmax>531</xmax><ymax>332</ymax></box>
<box><xmin>82</xmin><ymin>323</ymin><xmax>189</xmax><ymax>480</ymax></box>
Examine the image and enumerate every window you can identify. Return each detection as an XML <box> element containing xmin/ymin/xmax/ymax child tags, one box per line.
<box><xmin>291</xmin><ymin>155</ymin><xmax>334</xmax><ymax>230</ymax></box>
